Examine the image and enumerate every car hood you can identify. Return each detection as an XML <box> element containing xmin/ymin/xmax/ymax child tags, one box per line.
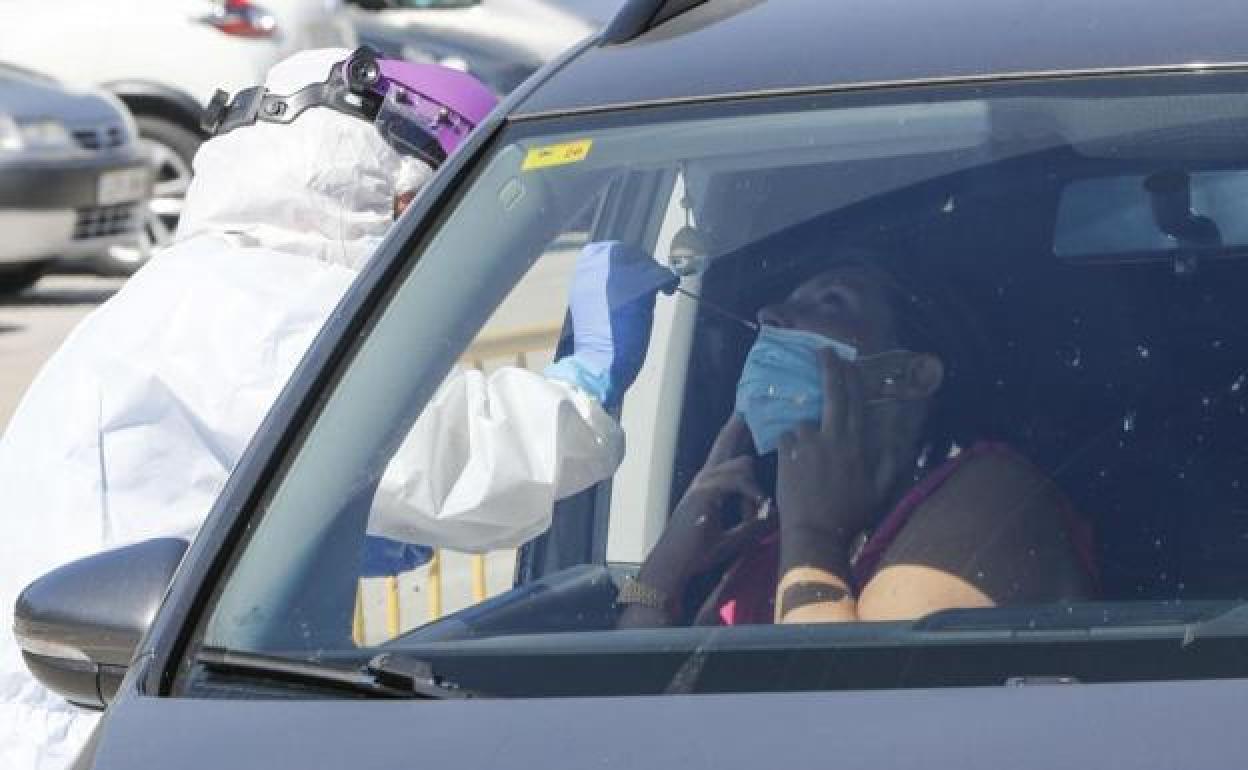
<box><xmin>87</xmin><ymin>677</ymin><xmax>1244</xmax><ymax>769</ymax></box>
<box><xmin>0</xmin><ymin>62</ymin><xmax>121</xmax><ymax>124</ymax></box>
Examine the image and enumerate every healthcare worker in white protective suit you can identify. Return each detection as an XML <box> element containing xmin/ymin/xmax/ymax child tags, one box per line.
<box><xmin>0</xmin><ymin>46</ymin><xmax>676</xmax><ymax>769</ymax></box>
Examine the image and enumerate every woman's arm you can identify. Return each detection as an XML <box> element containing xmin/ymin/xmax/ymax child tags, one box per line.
<box><xmin>617</xmin><ymin>416</ymin><xmax>770</xmax><ymax>629</ymax></box>
<box><xmin>778</xmin><ymin>448</ymin><xmax>1092</xmax><ymax>624</ymax></box>
<box><xmin>856</xmin><ymin>449</ymin><xmax>1091</xmax><ymax>621</ymax></box>
<box><xmin>774</xmin><ymin>534</ymin><xmax>858</xmax><ymax>623</ymax></box>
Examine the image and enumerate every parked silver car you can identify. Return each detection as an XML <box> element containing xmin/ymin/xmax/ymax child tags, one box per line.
<box><xmin>0</xmin><ymin>63</ymin><xmax>150</xmax><ymax>293</ymax></box>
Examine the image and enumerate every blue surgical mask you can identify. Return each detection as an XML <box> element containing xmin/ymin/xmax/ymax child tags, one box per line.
<box><xmin>734</xmin><ymin>325</ymin><xmax>857</xmax><ymax>454</ymax></box>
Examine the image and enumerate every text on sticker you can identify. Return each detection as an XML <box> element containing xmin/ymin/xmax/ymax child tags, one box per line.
<box><xmin>522</xmin><ymin>139</ymin><xmax>593</xmax><ymax>171</ymax></box>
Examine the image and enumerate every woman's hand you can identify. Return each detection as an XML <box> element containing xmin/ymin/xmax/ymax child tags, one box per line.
<box><xmin>637</xmin><ymin>415</ymin><xmax>771</xmax><ymax>597</ymax></box>
<box><xmin>777</xmin><ymin>348</ymin><xmax>876</xmax><ymax>562</ymax></box>
<box><xmin>772</xmin><ymin>349</ymin><xmax>877</xmax><ymax>623</ymax></box>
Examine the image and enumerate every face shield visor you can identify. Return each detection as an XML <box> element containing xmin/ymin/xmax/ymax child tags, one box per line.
<box><xmin>201</xmin><ymin>46</ymin><xmax>497</xmax><ymax>169</ymax></box>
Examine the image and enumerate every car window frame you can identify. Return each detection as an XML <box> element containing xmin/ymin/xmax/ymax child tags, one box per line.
<box><xmin>153</xmin><ymin>68</ymin><xmax>1248</xmax><ymax>698</ymax></box>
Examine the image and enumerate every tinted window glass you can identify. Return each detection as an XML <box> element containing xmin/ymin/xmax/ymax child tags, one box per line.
<box><xmin>190</xmin><ymin>73</ymin><xmax>1248</xmax><ymax>697</ymax></box>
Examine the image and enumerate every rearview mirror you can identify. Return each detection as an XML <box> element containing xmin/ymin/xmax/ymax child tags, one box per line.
<box><xmin>13</xmin><ymin>538</ymin><xmax>188</xmax><ymax>709</ymax></box>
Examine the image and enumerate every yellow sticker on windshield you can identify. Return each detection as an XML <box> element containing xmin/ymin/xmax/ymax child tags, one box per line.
<box><xmin>522</xmin><ymin>139</ymin><xmax>593</xmax><ymax>171</ymax></box>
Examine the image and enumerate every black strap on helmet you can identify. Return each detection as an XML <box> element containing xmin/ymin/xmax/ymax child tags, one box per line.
<box><xmin>200</xmin><ymin>47</ymin><xmax>384</xmax><ymax>137</ymax></box>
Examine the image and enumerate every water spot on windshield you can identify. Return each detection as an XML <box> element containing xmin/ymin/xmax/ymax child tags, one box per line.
<box><xmin>1060</xmin><ymin>345</ymin><xmax>1082</xmax><ymax>368</ymax></box>
<box><xmin>1232</xmin><ymin>374</ymin><xmax>1246</xmax><ymax>393</ymax></box>
<box><xmin>1122</xmin><ymin>412</ymin><xmax>1137</xmax><ymax>433</ymax></box>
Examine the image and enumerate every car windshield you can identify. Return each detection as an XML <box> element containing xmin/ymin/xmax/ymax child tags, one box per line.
<box><xmin>190</xmin><ymin>71</ymin><xmax>1248</xmax><ymax>698</ymax></box>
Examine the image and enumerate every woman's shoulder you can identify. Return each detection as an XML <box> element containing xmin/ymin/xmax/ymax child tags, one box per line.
<box><xmin>865</xmin><ymin>442</ymin><xmax>1094</xmax><ymax>612</ymax></box>
<box><xmin>947</xmin><ymin>442</ymin><xmax>1056</xmax><ymax>491</ymax></box>
<box><xmin>905</xmin><ymin>442</ymin><xmax>1073</xmax><ymax>535</ymax></box>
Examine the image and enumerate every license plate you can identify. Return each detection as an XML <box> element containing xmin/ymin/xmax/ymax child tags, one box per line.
<box><xmin>97</xmin><ymin>168</ymin><xmax>150</xmax><ymax>206</ymax></box>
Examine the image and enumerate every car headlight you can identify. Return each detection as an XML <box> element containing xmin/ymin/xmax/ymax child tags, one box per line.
<box><xmin>0</xmin><ymin>114</ymin><xmax>22</xmax><ymax>152</ymax></box>
<box><xmin>19</xmin><ymin>120</ymin><xmax>72</xmax><ymax>149</ymax></box>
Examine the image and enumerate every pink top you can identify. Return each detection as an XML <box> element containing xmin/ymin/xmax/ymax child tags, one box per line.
<box><xmin>713</xmin><ymin>442</ymin><xmax>1097</xmax><ymax>626</ymax></box>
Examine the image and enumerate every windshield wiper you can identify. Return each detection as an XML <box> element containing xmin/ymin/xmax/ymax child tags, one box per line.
<box><xmin>365</xmin><ymin>652</ymin><xmax>485</xmax><ymax>699</ymax></box>
<box><xmin>197</xmin><ymin>647</ymin><xmax>480</xmax><ymax>699</ymax></box>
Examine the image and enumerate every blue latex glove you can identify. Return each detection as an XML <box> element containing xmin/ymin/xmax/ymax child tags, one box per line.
<box><xmin>360</xmin><ymin>536</ymin><xmax>434</xmax><ymax>578</ymax></box>
<box><xmin>545</xmin><ymin>240</ymin><xmax>678</xmax><ymax>409</ymax></box>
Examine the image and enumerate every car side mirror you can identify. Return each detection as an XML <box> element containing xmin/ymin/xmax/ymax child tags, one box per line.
<box><xmin>13</xmin><ymin>538</ymin><xmax>188</xmax><ymax>709</ymax></box>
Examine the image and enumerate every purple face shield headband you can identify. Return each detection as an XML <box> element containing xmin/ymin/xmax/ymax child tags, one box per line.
<box><xmin>201</xmin><ymin>46</ymin><xmax>498</xmax><ymax>168</ymax></box>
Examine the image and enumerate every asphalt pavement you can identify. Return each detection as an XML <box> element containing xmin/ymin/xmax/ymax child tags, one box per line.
<box><xmin>0</xmin><ymin>274</ymin><xmax>124</xmax><ymax>434</ymax></box>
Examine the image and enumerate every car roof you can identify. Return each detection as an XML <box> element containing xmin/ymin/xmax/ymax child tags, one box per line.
<box><xmin>513</xmin><ymin>0</ymin><xmax>1248</xmax><ymax>117</ymax></box>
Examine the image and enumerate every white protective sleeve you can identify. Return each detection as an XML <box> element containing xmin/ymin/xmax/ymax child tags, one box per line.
<box><xmin>368</xmin><ymin>366</ymin><xmax>625</xmax><ymax>553</ymax></box>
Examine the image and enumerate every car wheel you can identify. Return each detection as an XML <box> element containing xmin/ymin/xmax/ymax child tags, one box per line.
<box><xmin>95</xmin><ymin>115</ymin><xmax>201</xmax><ymax>276</ymax></box>
<box><xmin>0</xmin><ymin>259</ymin><xmax>56</xmax><ymax>294</ymax></box>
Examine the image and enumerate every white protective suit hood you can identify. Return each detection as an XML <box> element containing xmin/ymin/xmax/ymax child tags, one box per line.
<box><xmin>176</xmin><ymin>48</ymin><xmax>430</xmax><ymax>270</ymax></box>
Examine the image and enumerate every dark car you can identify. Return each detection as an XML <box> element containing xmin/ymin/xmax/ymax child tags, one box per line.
<box><xmin>0</xmin><ymin>63</ymin><xmax>149</xmax><ymax>292</ymax></box>
<box><xmin>18</xmin><ymin>0</ymin><xmax>1248</xmax><ymax>765</ymax></box>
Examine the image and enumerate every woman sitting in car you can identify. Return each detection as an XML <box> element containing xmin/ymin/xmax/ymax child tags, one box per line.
<box><xmin>619</xmin><ymin>251</ymin><xmax>1096</xmax><ymax>626</ymax></box>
